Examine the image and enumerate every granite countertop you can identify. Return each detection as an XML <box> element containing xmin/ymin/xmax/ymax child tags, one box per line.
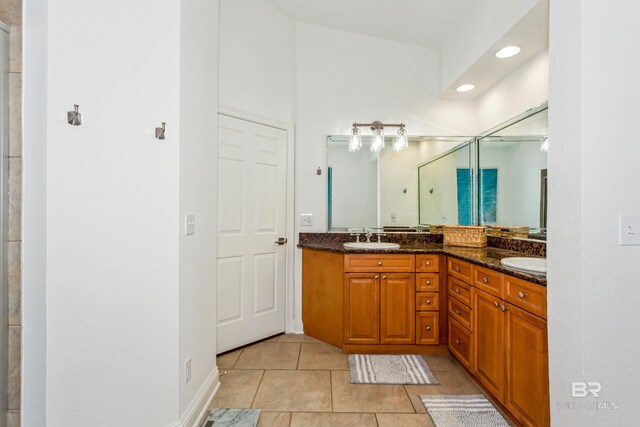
<box><xmin>298</xmin><ymin>241</ymin><xmax>547</xmax><ymax>286</ymax></box>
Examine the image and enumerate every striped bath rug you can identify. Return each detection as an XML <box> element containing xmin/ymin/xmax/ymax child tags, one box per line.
<box><xmin>348</xmin><ymin>354</ymin><xmax>438</xmax><ymax>384</ymax></box>
<box><xmin>419</xmin><ymin>395</ymin><xmax>509</xmax><ymax>426</ymax></box>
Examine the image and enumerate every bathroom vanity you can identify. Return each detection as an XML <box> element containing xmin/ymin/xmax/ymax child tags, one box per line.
<box><xmin>300</xmin><ymin>234</ymin><xmax>549</xmax><ymax>427</ymax></box>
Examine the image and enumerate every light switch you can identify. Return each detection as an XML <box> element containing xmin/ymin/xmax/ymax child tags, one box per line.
<box><xmin>300</xmin><ymin>213</ymin><xmax>313</xmax><ymax>226</ymax></box>
<box><xmin>185</xmin><ymin>214</ymin><xmax>196</xmax><ymax>236</ymax></box>
<box><xmin>619</xmin><ymin>215</ymin><xmax>640</xmax><ymax>245</ymax></box>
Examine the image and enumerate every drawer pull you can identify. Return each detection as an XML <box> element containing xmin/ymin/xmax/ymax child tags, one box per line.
<box><xmin>500</xmin><ymin>304</ymin><xmax>507</xmax><ymax>312</ymax></box>
<box><xmin>482</xmin><ymin>277</ymin><xmax>489</xmax><ymax>283</ymax></box>
<box><xmin>518</xmin><ymin>291</ymin><xmax>527</xmax><ymax>299</ymax></box>
<box><xmin>454</xmin><ymin>288</ymin><xmax>460</xmax><ymax>293</ymax></box>
<box><xmin>426</xmin><ymin>325</ymin><xmax>431</xmax><ymax>331</ymax></box>
<box><xmin>454</xmin><ymin>309</ymin><xmax>460</xmax><ymax>315</ymax></box>
<box><xmin>377</xmin><ymin>261</ymin><xmax>382</xmax><ymax>266</ymax></box>
<box><xmin>382</xmin><ymin>275</ymin><xmax>387</xmax><ymax>280</ymax></box>
<box><xmin>455</xmin><ymin>339</ymin><xmax>462</xmax><ymax>345</ymax></box>
<box><xmin>425</xmin><ymin>261</ymin><xmax>431</xmax><ymax>266</ymax></box>
<box><xmin>493</xmin><ymin>301</ymin><xmax>499</xmax><ymax>308</ymax></box>
<box><xmin>426</xmin><ymin>299</ymin><xmax>431</xmax><ymax>304</ymax></box>
<box><xmin>426</xmin><ymin>280</ymin><xmax>431</xmax><ymax>285</ymax></box>
<box><xmin>454</xmin><ymin>266</ymin><xmax>460</xmax><ymax>272</ymax></box>
<box><xmin>374</xmin><ymin>275</ymin><xmax>379</xmax><ymax>279</ymax></box>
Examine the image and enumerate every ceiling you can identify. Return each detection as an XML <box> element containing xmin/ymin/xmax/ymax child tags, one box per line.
<box><xmin>265</xmin><ymin>0</ymin><xmax>477</xmax><ymax>49</ymax></box>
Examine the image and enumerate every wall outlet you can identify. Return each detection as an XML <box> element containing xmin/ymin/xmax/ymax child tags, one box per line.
<box><xmin>390</xmin><ymin>211</ymin><xmax>397</xmax><ymax>223</ymax></box>
<box><xmin>185</xmin><ymin>358</ymin><xmax>192</xmax><ymax>384</ymax></box>
<box><xmin>300</xmin><ymin>213</ymin><xmax>313</xmax><ymax>226</ymax></box>
<box><xmin>185</xmin><ymin>214</ymin><xmax>196</xmax><ymax>236</ymax></box>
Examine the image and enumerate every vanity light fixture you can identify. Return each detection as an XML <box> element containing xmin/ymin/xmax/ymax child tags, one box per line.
<box><xmin>456</xmin><ymin>84</ymin><xmax>475</xmax><ymax>93</ymax></box>
<box><xmin>348</xmin><ymin>126</ymin><xmax>362</xmax><ymax>152</ymax></box>
<box><xmin>349</xmin><ymin>121</ymin><xmax>407</xmax><ymax>153</ymax></box>
<box><xmin>495</xmin><ymin>45</ymin><xmax>521</xmax><ymax>59</ymax></box>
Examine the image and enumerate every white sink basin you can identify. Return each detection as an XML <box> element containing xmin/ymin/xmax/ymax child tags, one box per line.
<box><xmin>500</xmin><ymin>257</ymin><xmax>547</xmax><ymax>274</ymax></box>
<box><xmin>343</xmin><ymin>242</ymin><xmax>400</xmax><ymax>250</ymax></box>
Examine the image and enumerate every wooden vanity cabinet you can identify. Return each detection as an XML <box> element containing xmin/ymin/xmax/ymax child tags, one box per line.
<box><xmin>474</xmin><ymin>288</ymin><xmax>505</xmax><ymax>401</ymax></box>
<box><xmin>380</xmin><ymin>273</ymin><xmax>415</xmax><ymax>344</ymax></box>
<box><xmin>344</xmin><ymin>273</ymin><xmax>380</xmax><ymax>344</ymax></box>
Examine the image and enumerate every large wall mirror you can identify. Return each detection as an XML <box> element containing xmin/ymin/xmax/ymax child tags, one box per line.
<box><xmin>326</xmin><ymin>136</ymin><xmax>470</xmax><ymax>230</ymax></box>
<box><xmin>418</xmin><ymin>102</ymin><xmax>548</xmax><ymax>239</ymax></box>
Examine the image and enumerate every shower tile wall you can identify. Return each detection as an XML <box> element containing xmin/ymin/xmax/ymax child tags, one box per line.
<box><xmin>0</xmin><ymin>0</ymin><xmax>22</xmax><ymax>426</ymax></box>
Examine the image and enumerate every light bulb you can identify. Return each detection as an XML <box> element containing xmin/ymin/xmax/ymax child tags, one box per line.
<box><xmin>393</xmin><ymin>127</ymin><xmax>408</xmax><ymax>151</ymax></box>
<box><xmin>540</xmin><ymin>137</ymin><xmax>549</xmax><ymax>153</ymax></box>
<box><xmin>348</xmin><ymin>127</ymin><xmax>362</xmax><ymax>152</ymax></box>
<box><xmin>456</xmin><ymin>84</ymin><xmax>475</xmax><ymax>93</ymax></box>
<box><xmin>495</xmin><ymin>46</ymin><xmax>521</xmax><ymax>59</ymax></box>
<box><xmin>370</xmin><ymin>130</ymin><xmax>384</xmax><ymax>152</ymax></box>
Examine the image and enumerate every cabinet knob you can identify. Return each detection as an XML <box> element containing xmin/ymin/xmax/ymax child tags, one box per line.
<box><xmin>382</xmin><ymin>275</ymin><xmax>387</xmax><ymax>280</ymax></box>
<box><xmin>455</xmin><ymin>266</ymin><xmax>460</xmax><ymax>272</ymax></box>
<box><xmin>493</xmin><ymin>301</ymin><xmax>499</xmax><ymax>308</ymax></box>
<box><xmin>426</xmin><ymin>280</ymin><xmax>431</xmax><ymax>285</ymax></box>
<box><xmin>500</xmin><ymin>304</ymin><xmax>507</xmax><ymax>312</ymax></box>
<box><xmin>425</xmin><ymin>261</ymin><xmax>431</xmax><ymax>266</ymax></box>
<box><xmin>426</xmin><ymin>299</ymin><xmax>431</xmax><ymax>304</ymax></box>
<box><xmin>482</xmin><ymin>277</ymin><xmax>489</xmax><ymax>284</ymax></box>
<box><xmin>518</xmin><ymin>291</ymin><xmax>527</xmax><ymax>299</ymax></box>
<box><xmin>455</xmin><ymin>309</ymin><xmax>460</xmax><ymax>315</ymax></box>
<box><xmin>454</xmin><ymin>288</ymin><xmax>460</xmax><ymax>293</ymax></box>
<box><xmin>377</xmin><ymin>261</ymin><xmax>382</xmax><ymax>266</ymax></box>
<box><xmin>374</xmin><ymin>275</ymin><xmax>379</xmax><ymax>279</ymax></box>
<box><xmin>426</xmin><ymin>325</ymin><xmax>431</xmax><ymax>331</ymax></box>
<box><xmin>455</xmin><ymin>339</ymin><xmax>462</xmax><ymax>345</ymax></box>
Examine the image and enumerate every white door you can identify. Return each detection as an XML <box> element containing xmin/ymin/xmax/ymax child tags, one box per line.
<box><xmin>216</xmin><ymin>115</ymin><xmax>288</xmax><ymax>353</ymax></box>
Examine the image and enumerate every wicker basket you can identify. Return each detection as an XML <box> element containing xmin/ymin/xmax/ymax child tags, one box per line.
<box><xmin>490</xmin><ymin>225</ymin><xmax>530</xmax><ymax>239</ymax></box>
<box><xmin>443</xmin><ymin>225</ymin><xmax>488</xmax><ymax>247</ymax></box>
<box><xmin>428</xmin><ymin>224</ymin><xmax>444</xmax><ymax>234</ymax></box>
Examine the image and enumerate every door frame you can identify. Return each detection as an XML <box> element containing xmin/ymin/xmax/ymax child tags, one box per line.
<box><xmin>217</xmin><ymin>106</ymin><xmax>296</xmax><ymax>334</ymax></box>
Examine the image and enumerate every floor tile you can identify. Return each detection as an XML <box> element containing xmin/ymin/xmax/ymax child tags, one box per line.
<box><xmin>253</xmin><ymin>370</ymin><xmax>331</xmax><ymax>412</ymax></box>
<box><xmin>290</xmin><ymin>412</ymin><xmax>377</xmax><ymax>426</ymax></box>
<box><xmin>297</xmin><ymin>342</ymin><xmax>348</xmax><ymax>370</ymax></box>
<box><xmin>234</xmin><ymin>343</ymin><xmax>300</xmax><ymax>370</ymax></box>
<box><xmin>331</xmin><ymin>371</ymin><xmax>415</xmax><ymax>413</ymax></box>
<box><xmin>376</xmin><ymin>413</ymin><xmax>435</xmax><ymax>427</ymax></box>
<box><xmin>421</xmin><ymin>354</ymin><xmax>459</xmax><ymax>371</ymax></box>
<box><xmin>278</xmin><ymin>333</ymin><xmax>321</xmax><ymax>343</ymax></box>
<box><xmin>256</xmin><ymin>412</ymin><xmax>291</xmax><ymax>427</ymax></box>
<box><xmin>404</xmin><ymin>369</ymin><xmax>482</xmax><ymax>413</ymax></box>
<box><xmin>218</xmin><ymin>349</ymin><xmax>243</xmax><ymax>369</ymax></box>
<box><xmin>209</xmin><ymin>370</ymin><xmax>264</xmax><ymax>409</ymax></box>
<box><xmin>203</xmin><ymin>408</ymin><xmax>260</xmax><ymax>427</ymax></box>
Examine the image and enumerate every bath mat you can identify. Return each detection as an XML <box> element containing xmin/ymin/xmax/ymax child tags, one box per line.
<box><xmin>348</xmin><ymin>354</ymin><xmax>438</xmax><ymax>384</ymax></box>
<box><xmin>419</xmin><ymin>394</ymin><xmax>509</xmax><ymax>426</ymax></box>
<box><xmin>202</xmin><ymin>408</ymin><xmax>261</xmax><ymax>427</ymax></box>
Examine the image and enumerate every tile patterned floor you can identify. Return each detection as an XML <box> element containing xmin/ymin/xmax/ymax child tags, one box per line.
<box><xmin>208</xmin><ymin>334</ymin><xmax>515</xmax><ymax>427</ymax></box>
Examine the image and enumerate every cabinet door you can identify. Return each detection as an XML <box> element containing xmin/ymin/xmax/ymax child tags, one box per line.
<box><xmin>344</xmin><ymin>273</ymin><xmax>380</xmax><ymax>344</ymax></box>
<box><xmin>474</xmin><ymin>289</ymin><xmax>505</xmax><ymax>401</ymax></box>
<box><xmin>504</xmin><ymin>303</ymin><xmax>550</xmax><ymax>427</ymax></box>
<box><xmin>380</xmin><ymin>273</ymin><xmax>415</xmax><ymax>344</ymax></box>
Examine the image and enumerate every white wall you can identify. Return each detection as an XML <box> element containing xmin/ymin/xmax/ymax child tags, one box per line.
<box><xmin>23</xmin><ymin>0</ymin><xmax>220</xmax><ymax>425</ymax></box>
<box><xmin>219</xmin><ymin>0</ymin><xmax>295</xmax><ymax>124</ymax></box>
<box><xmin>549</xmin><ymin>0</ymin><xmax>640</xmax><ymax>424</ymax></box>
<box><xmin>474</xmin><ymin>48</ymin><xmax>549</xmax><ymax>133</ymax></box>
<box><xmin>178</xmin><ymin>0</ymin><xmax>220</xmax><ymax>419</ymax></box>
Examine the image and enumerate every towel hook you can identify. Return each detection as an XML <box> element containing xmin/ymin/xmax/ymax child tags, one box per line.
<box><xmin>155</xmin><ymin>122</ymin><xmax>166</xmax><ymax>140</ymax></box>
<box><xmin>67</xmin><ymin>104</ymin><xmax>82</xmax><ymax>126</ymax></box>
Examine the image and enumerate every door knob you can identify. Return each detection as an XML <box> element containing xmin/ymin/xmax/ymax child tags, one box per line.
<box><xmin>275</xmin><ymin>237</ymin><xmax>287</xmax><ymax>245</ymax></box>
<box><xmin>426</xmin><ymin>325</ymin><xmax>431</xmax><ymax>331</ymax></box>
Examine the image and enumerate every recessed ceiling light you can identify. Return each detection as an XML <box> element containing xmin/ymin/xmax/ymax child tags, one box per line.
<box><xmin>456</xmin><ymin>84</ymin><xmax>475</xmax><ymax>93</ymax></box>
<box><xmin>495</xmin><ymin>46</ymin><xmax>521</xmax><ymax>59</ymax></box>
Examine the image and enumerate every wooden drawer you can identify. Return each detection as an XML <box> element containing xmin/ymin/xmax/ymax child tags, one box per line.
<box><xmin>505</xmin><ymin>276</ymin><xmax>547</xmax><ymax>319</ymax></box>
<box><xmin>344</xmin><ymin>254</ymin><xmax>415</xmax><ymax>272</ymax></box>
<box><xmin>448</xmin><ymin>276</ymin><xmax>472</xmax><ymax>307</ymax></box>
<box><xmin>448</xmin><ymin>257</ymin><xmax>473</xmax><ymax>283</ymax></box>
<box><xmin>416</xmin><ymin>254</ymin><xmax>439</xmax><ymax>272</ymax></box>
<box><xmin>416</xmin><ymin>292</ymin><xmax>439</xmax><ymax>311</ymax></box>
<box><xmin>473</xmin><ymin>265</ymin><xmax>504</xmax><ymax>299</ymax></box>
<box><xmin>416</xmin><ymin>312</ymin><xmax>439</xmax><ymax>345</ymax></box>
<box><xmin>416</xmin><ymin>273</ymin><xmax>439</xmax><ymax>291</ymax></box>
<box><xmin>448</xmin><ymin>317</ymin><xmax>473</xmax><ymax>369</ymax></box>
<box><xmin>448</xmin><ymin>297</ymin><xmax>473</xmax><ymax>331</ymax></box>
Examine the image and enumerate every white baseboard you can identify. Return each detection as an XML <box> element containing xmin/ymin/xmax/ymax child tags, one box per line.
<box><xmin>288</xmin><ymin>319</ymin><xmax>304</xmax><ymax>334</ymax></box>
<box><xmin>166</xmin><ymin>367</ymin><xmax>221</xmax><ymax>427</ymax></box>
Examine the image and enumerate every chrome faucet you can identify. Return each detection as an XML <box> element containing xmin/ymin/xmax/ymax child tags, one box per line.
<box><xmin>364</xmin><ymin>229</ymin><xmax>373</xmax><ymax>243</ymax></box>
